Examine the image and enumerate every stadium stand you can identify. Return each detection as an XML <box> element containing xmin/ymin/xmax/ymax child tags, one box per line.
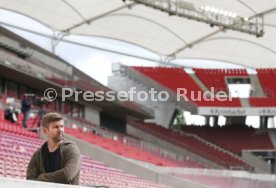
<box><xmin>1</xmin><ymin>4</ymin><xmax>276</xmax><ymax>187</ymax></box>
<box><xmin>248</xmin><ymin>69</ymin><xmax>276</xmax><ymax>107</ymax></box>
<box><xmin>250</xmin><ymin>98</ymin><xmax>276</xmax><ymax>107</ymax></box>
<box><xmin>256</xmin><ymin>69</ymin><xmax>276</xmax><ymax>98</ymax></box>
<box><xmin>65</xmin><ymin>126</ymin><xmax>204</xmax><ymax>168</ymax></box>
<box><xmin>194</xmin><ymin>68</ymin><xmax>248</xmax><ymax>93</ymax></box>
<box><xmin>129</xmin><ymin>121</ymin><xmax>252</xmax><ymax>170</ymax></box>
<box><xmin>182</xmin><ymin>126</ymin><xmax>274</xmax><ymax>155</ymax></box>
<box><xmin>132</xmin><ymin>66</ymin><xmax>241</xmax><ymax>107</ymax></box>
<box><xmin>0</xmin><ymin>109</ymin><xmax>173</xmax><ymax>188</ymax></box>
<box><xmin>0</xmin><ymin>91</ymin><xmax>202</xmax><ymax>169</ymax></box>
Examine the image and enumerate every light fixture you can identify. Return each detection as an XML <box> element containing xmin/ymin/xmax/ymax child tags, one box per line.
<box><xmin>127</xmin><ymin>0</ymin><xmax>264</xmax><ymax>37</ymax></box>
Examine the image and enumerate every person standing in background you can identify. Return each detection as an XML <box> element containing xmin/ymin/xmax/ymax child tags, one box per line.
<box><xmin>21</xmin><ymin>94</ymin><xmax>32</xmax><ymax>128</ymax></box>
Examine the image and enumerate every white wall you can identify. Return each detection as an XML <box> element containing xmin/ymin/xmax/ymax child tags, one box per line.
<box><xmin>0</xmin><ymin>177</ymin><xmax>90</xmax><ymax>188</ymax></box>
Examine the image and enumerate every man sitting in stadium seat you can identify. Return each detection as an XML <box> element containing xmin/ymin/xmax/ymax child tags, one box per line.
<box><xmin>4</xmin><ymin>105</ymin><xmax>19</xmax><ymax>123</ymax></box>
<box><xmin>26</xmin><ymin>112</ymin><xmax>81</xmax><ymax>185</ymax></box>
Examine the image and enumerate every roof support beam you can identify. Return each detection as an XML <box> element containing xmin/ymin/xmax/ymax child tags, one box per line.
<box><xmin>168</xmin><ymin>29</ymin><xmax>222</xmax><ymax>57</ymax></box>
<box><xmin>62</xmin><ymin>0</ymin><xmax>87</xmax><ymax>22</ymax></box>
<box><xmin>0</xmin><ymin>21</ymin><xmax>184</xmax><ymax>67</ymax></box>
<box><xmin>253</xmin><ymin>7</ymin><xmax>276</xmax><ymax>17</ymax></box>
<box><xmin>62</xmin><ymin>2</ymin><xmax>137</xmax><ymax>33</ymax></box>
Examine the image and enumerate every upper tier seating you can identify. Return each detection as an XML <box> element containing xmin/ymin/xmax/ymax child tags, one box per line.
<box><xmin>256</xmin><ymin>69</ymin><xmax>276</xmax><ymax>97</ymax></box>
<box><xmin>249</xmin><ymin>69</ymin><xmax>276</xmax><ymax>107</ymax></box>
<box><xmin>249</xmin><ymin>97</ymin><xmax>276</xmax><ymax>107</ymax></box>
<box><xmin>194</xmin><ymin>68</ymin><xmax>248</xmax><ymax>93</ymax></box>
<box><xmin>133</xmin><ymin>66</ymin><xmax>241</xmax><ymax>107</ymax></box>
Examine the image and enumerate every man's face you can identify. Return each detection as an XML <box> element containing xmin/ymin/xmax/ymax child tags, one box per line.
<box><xmin>44</xmin><ymin>120</ymin><xmax>64</xmax><ymax>142</ymax></box>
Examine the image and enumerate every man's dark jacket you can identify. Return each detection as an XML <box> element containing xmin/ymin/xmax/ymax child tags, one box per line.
<box><xmin>26</xmin><ymin>140</ymin><xmax>81</xmax><ymax>185</ymax></box>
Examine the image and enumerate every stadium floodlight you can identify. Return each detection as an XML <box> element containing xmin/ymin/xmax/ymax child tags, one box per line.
<box><xmin>127</xmin><ymin>0</ymin><xmax>264</xmax><ymax>37</ymax></box>
<box><xmin>178</xmin><ymin>1</ymin><xmax>195</xmax><ymax>11</ymax></box>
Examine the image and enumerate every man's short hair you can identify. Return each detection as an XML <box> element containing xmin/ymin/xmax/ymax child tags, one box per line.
<box><xmin>41</xmin><ymin>112</ymin><xmax>64</xmax><ymax>128</ymax></box>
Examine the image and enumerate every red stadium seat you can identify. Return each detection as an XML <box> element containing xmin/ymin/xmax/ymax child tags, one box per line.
<box><xmin>133</xmin><ymin>66</ymin><xmax>241</xmax><ymax>107</ymax></box>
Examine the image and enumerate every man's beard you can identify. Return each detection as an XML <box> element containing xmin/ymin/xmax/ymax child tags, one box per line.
<box><xmin>52</xmin><ymin>134</ymin><xmax>63</xmax><ymax>142</ymax></box>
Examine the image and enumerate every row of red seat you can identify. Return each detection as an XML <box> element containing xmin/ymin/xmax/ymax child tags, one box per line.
<box><xmin>1</xmin><ymin>104</ymin><xmax>178</xmax><ymax>169</ymax></box>
<box><xmin>249</xmin><ymin>98</ymin><xmax>276</xmax><ymax>107</ymax></box>
<box><xmin>130</xmin><ymin>121</ymin><xmax>251</xmax><ymax>170</ymax></box>
<box><xmin>194</xmin><ymin>68</ymin><xmax>248</xmax><ymax>93</ymax></box>
<box><xmin>132</xmin><ymin>66</ymin><xmax>276</xmax><ymax>107</ymax></box>
<box><xmin>249</xmin><ymin>69</ymin><xmax>276</xmax><ymax>106</ymax></box>
<box><xmin>182</xmin><ymin>126</ymin><xmax>274</xmax><ymax>154</ymax></box>
<box><xmin>256</xmin><ymin>69</ymin><xmax>276</xmax><ymax>74</ymax></box>
<box><xmin>65</xmin><ymin>127</ymin><xmax>203</xmax><ymax>168</ymax></box>
<box><xmin>195</xmin><ymin>69</ymin><xmax>248</xmax><ymax>75</ymax></box>
<box><xmin>133</xmin><ymin>66</ymin><xmax>242</xmax><ymax>107</ymax></box>
<box><xmin>0</xmin><ymin>108</ymin><xmax>39</xmax><ymax>129</ymax></box>
<box><xmin>133</xmin><ymin>67</ymin><xmax>202</xmax><ymax>92</ymax></box>
<box><xmin>256</xmin><ymin>69</ymin><xmax>276</xmax><ymax>98</ymax></box>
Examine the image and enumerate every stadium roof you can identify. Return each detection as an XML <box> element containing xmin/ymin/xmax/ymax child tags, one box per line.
<box><xmin>0</xmin><ymin>0</ymin><xmax>276</xmax><ymax>68</ymax></box>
